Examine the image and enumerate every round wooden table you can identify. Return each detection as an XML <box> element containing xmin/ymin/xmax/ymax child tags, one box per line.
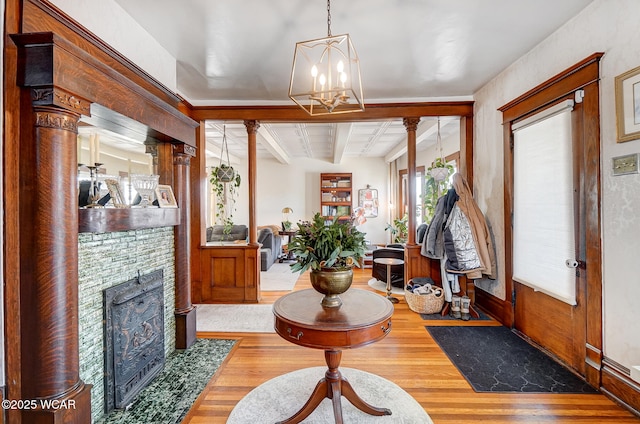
<box><xmin>272</xmin><ymin>288</ymin><xmax>394</xmax><ymax>424</ymax></box>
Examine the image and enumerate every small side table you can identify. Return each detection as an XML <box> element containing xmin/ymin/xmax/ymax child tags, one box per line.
<box><xmin>278</xmin><ymin>230</ymin><xmax>297</xmax><ymax>262</ymax></box>
<box><xmin>373</xmin><ymin>257</ymin><xmax>404</xmax><ymax>303</ymax></box>
<box><xmin>273</xmin><ymin>288</ymin><xmax>393</xmax><ymax>424</ymax></box>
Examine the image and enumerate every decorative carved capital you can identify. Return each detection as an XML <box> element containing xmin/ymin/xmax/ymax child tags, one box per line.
<box><xmin>34</xmin><ymin>107</ymin><xmax>79</xmax><ymax>133</ymax></box>
<box><xmin>244</xmin><ymin>120</ymin><xmax>260</xmax><ymax>134</ymax></box>
<box><xmin>145</xmin><ymin>144</ymin><xmax>158</xmax><ymax>157</ymax></box>
<box><xmin>32</xmin><ymin>88</ymin><xmax>53</xmax><ymax>103</ymax></box>
<box><xmin>403</xmin><ymin>117</ymin><xmax>421</xmax><ymax>132</ymax></box>
<box><xmin>54</xmin><ymin>90</ymin><xmax>91</xmax><ymax>114</ymax></box>
<box><xmin>174</xmin><ymin>143</ymin><xmax>196</xmax><ymax>157</ymax></box>
<box><xmin>173</xmin><ymin>154</ymin><xmax>191</xmax><ymax>167</ymax></box>
<box><xmin>31</xmin><ymin>88</ymin><xmax>91</xmax><ymax>115</ymax></box>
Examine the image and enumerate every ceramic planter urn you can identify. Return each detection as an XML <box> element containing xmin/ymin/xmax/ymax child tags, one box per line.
<box><xmin>310</xmin><ymin>267</ymin><xmax>354</xmax><ymax>308</ymax></box>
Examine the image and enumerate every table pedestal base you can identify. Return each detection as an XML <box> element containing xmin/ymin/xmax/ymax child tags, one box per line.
<box><xmin>276</xmin><ymin>350</ymin><xmax>391</xmax><ymax>424</ymax></box>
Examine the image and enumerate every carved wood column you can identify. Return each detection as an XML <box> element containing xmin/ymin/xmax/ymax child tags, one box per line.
<box><xmin>244</xmin><ymin>120</ymin><xmax>261</xmax><ymax>301</ymax></box>
<box><xmin>173</xmin><ymin>144</ymin><xmax>197</xmax><ymax>349</ymax></box>
<box><xmin>403</xmin><ymin>117</ymin><xmax>430</xmax><ymax>284</ymax></box>
<box><xmin>402</xmin><ymin>117</ymin><xmax>419</xmax><ymax>245</ymax></box>
<box><xmin>244</xmin><ymin>120</ymin><xmax>260</xmax><ymax>244</ymax></box>
<box><xmin>20</xmin><ymin>104</ymin><xmax>92</xmax><ymax>423</ymax></box>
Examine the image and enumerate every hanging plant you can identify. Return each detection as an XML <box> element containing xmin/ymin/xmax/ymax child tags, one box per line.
<box><xmin>429</xmin><ymin>117</ymin><xmax>451</xmax><ymax>182</ymax></box>
<box><xmin>424</xmin><ymin>158</ymin><xmax>454</xmax><ymax>223</ymax></box>
<box><xmin>209</xmin><ymin>125</ymin><xmax>241</xmax><ymax>236</ymax></box>
<box><xmin>424</xmin><ymin>118</ymin><xmax>455</xmax><ymax>222</ymax></box>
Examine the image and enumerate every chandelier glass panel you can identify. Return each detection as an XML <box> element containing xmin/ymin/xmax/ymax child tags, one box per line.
<box><xmin>289</xmin><ymin>0</ymin><xmax>364</xmax><ymax>115</ymax></box>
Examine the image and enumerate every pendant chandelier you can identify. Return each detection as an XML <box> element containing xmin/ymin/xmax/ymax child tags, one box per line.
<box><xmin>288</xmin><ymin>0</ymin><xmax>364</xmax><ymax>115</ymax></box>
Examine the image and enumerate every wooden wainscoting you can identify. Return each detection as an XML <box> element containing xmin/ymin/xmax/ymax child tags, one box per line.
<box><xmin>194</xmin><ymin>243</ymin><xmax>261</xmax><ymax>303</ymax></box>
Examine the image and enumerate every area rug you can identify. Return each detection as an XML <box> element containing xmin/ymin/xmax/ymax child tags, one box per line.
<box><xmin>196</xmin><ymin>304</ymin><xmax>275</xmax><ymax>333</ymax></box>
<box><xmin>367</xmin><ymin>278</ymin><xmax>404</xmax><ymax>295</ymax></box>
<box><xmin>261</xmin><ymin>262</ymin><xmax>300</xmax><ymax>291</ymax></box>
<box><xmin>227</xmin><ymin>366</ymin><xmax>432</xmax><ymax>423</ymax></box>
<box><xmin>97</xmin><ymin>338</ymin><xmax>235</xmax><ymax>424</ymax></box>
<box><xmin>426</xmin><ymin>326</ymin><xmax>598</xmax><ymax>393</ymax></box>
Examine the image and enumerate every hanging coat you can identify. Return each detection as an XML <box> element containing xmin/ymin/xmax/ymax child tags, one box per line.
<box><xmin>443</xmin><ymin>203</ymin><xmax>482</xmax><ymax>273</ymax></box>
<box><xmin>421</xmin><ymin>188</ymin><xmax>458</xmax><ymax>259</ymax></box>
<box><xmin>450</xmin><ymin>173</ymin><xmax>497</xmax><ymax>280</ymax></box>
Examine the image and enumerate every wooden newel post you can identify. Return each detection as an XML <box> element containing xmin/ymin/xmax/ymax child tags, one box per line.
<box><xmin>173</xmin><ymin>144</ymin><xmax>197</xmax><ymax>349</ymax></box>
<box><xmin>20</xmin><ymin>105</ymin><xmax>92</xmax><ymax>423</ymax></box>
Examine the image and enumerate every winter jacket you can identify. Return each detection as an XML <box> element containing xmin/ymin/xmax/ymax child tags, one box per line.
<box><xmin>449</xmin><ymin>174</ymin><xmax>497</xmax><ymax>280</ymax></box>
<box><xmin>421</xmin><ymin>188</ymin><xmax>458</xmax><ymax>259</ymax></box>
<box><xmin>444</xmin><ymin>203</ymin><xmax>482</xmax><ymax>273</ymax></box>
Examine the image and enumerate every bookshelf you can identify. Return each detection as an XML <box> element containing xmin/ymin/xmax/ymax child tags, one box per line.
<box><xmin>320</xmin><ymin>173</ymin><xmax>352</xmax><ymax>220</ymax></box>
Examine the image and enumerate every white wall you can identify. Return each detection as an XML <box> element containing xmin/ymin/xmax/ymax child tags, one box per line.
<box><xmin>473</xmin><ymin>0</ymin><xmax>640</xmax><ymax>372</ymax></box>
<box><xmin>49</xmin><ymin>0</ymin><xmax>177</xmax><ymax>92</ymax></box>
<box><xmin>253</xmin><ymin>157</ymin><xmax>390</xmax><ymax>244</ymax></box>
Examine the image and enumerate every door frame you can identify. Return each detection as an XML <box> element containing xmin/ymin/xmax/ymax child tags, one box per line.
<box><xmin>499</xmin><ymin>53</ymin><xmax>603</xmax><ymax>386</ymax></box>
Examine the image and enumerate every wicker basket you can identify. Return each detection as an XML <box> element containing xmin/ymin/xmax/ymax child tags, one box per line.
<box><xmin>405</xmin><ymin>285</ymin><xmax>445</xmax><ymax>314</ymax></box>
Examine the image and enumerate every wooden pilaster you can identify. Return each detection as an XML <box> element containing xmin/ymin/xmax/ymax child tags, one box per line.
<box><xmin>173</xmin><ymin>144</ymin><xmax>197</xmax><ymax>349</ymax></box>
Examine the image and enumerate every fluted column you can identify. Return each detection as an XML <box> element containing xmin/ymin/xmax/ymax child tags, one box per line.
<box><xmin>173</xmin><ymin>144</ymin><xmax>197</xmax><ymax>349</ymax></box>
<box><xmin>21</xmin><ymin>105</ymin><xmax>92</xmax><ymax>423</ymax></box>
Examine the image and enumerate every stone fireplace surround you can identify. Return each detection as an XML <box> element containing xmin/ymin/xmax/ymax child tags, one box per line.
<box><xmin>78</xmin><ymin>227</ymin><xmax>176</xmax><ymax>423</ymax></box>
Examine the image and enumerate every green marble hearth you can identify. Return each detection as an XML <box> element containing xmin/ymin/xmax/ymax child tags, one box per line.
<box><xmin>97</xmin><ymin>338</ymin><xmax>236</xmax><ymax>424</ymax></box>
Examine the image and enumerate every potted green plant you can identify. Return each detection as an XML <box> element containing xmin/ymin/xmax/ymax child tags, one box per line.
<box><xmin>288</xmin><ymin>213</ymin><xmax>366</xmax><ymax>307</ymax></box>
<box><xmin>385</xmin><ymin>214</ymin><xmax>408</xmax><ymax>244</ymax></box>
<box><xmin>210</xmin><ymin>164</ymin><xmax>241</xmax><ymax>236</ymax></box>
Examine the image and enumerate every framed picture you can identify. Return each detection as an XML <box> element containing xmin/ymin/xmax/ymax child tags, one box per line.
<box><xmin>104</xmin><ymin>178</ymin><xmax>128</xmax><ymax>208</ymax></box>
<box><xmin>615</xmin><ymin>65</ymin><xmax>640</xmax><ymax>143</ymax></box>
<box><xmin>155</xmin><ymin>185</ymin><xmax>178</xmax><ymax>208</ymax></box>
<box><xmin>358</xmin><ymin>186</ymin><xmax>378</xmax><ymax>218</ymax></box>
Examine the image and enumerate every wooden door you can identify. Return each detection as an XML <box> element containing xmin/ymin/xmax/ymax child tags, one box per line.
<box><xmin>500</xmin><ymin>54</ymin><xmax>603</xmax><ymax>383</ymax></box>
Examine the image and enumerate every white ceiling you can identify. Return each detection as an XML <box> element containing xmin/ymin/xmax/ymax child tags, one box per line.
<box><xmin>112</xmin><ymin>0</ymin><xmax>594</xmax><ymax>163</ymax></box>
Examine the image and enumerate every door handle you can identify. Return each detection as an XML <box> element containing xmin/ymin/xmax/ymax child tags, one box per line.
<box><xmin>565</xmin><ymin>259</ymin><xmax>579</xmax><ymax>268</ymax></box>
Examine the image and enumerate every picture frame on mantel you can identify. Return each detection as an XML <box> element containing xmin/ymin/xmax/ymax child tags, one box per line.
<box><xmin>155</xmin><ymin>184</ymin><xmax>178</xmax><ymax>208</ymax></box>
<box><xmin>105</xmin><ymin>178</ymin><xmax>128</xmax><ymax>208</ymax></box>
<box><xmin>615</xmin><ymin>64</ymin><xmax>640</xmax><ymax>143</ymax></box>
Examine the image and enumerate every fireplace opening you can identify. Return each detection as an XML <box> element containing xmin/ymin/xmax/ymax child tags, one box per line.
<box><xmin>103</xmin><ymin>269</ymin><xmax>165</xmax><ymax>413</ymax></box>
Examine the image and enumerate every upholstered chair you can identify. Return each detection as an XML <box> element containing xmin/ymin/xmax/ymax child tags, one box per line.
<box><xmin>372</xmin><ymin>247</ymin><xmax>405</xmax><ymax>288</ymax></box>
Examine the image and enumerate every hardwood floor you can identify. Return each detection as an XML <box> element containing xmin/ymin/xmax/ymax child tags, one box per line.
<box><xmin>182</xmin><ymin>268</ymin><xmax>640</xmax><ymax>423</ymax></box>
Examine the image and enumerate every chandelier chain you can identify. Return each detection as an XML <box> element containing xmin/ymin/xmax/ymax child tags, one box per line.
<box><xmin>327</xmin><ymin>0</ymin><xmax>332</xmax><ymax>36</ymax></box>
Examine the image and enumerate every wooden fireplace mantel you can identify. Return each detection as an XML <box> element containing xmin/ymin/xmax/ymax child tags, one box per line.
<box><xmin>78</xmin><ymin>207</ymin><xmax>181</xmax><ymax>233</ymax></box>
<box><xmin>5</xmin><ymin>4</ymin><xmax>199</xmax><ymax>421</ymax></box>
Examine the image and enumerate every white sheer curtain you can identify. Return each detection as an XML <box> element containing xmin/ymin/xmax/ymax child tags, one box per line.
<box><xmin>512</xmin><ymin>100</ymin><xmax>577</xmax><ymax>305</ymax></box>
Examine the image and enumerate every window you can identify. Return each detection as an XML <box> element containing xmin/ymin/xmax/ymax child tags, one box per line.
<box><xmin>399</xmin><ymin>166</ymin><xmax>425</xmax><ymax>227</ymax></box>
